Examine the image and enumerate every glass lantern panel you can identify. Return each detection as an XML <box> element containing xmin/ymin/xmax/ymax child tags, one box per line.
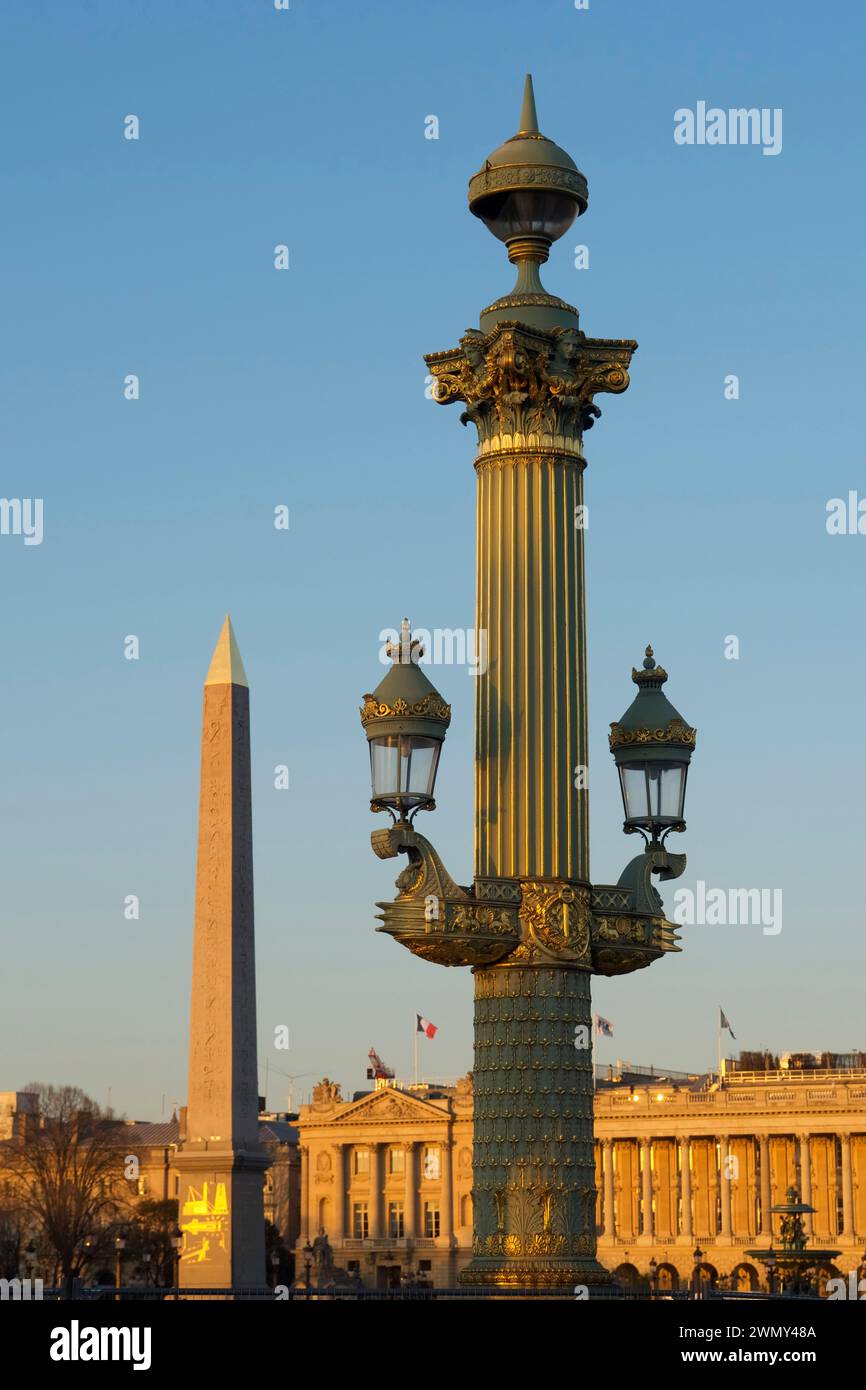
<box><xmin>620</xmin><ymin>763</ymin><xmax>650</xmax><ymax>821</ymax></box>
<box><xmin>648</xmin><ymin>762</ymin><xmax>686</xmax><ymax>820</ymax></box>
<box><xmin>370</xmin><ymin>736</ymin><xmax>400</xmax><ymax>799</ymax></box>
<box><xmin>399</xmin><ymin>736</ymin><xmax>441</xmax><ymax>802</ymax></box>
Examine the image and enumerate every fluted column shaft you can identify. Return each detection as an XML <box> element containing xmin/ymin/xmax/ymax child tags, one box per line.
<box><xmin>475</xmin><ymin>453</ymin><xmax>587</xmax><ymax>882</ymax></box>
<box><xmin>841</xmin><ymin>1134</ymin><xmax>854</xmax><ymax>1238</ymax></box>
<box><xmin>603</xmin><ymin>1139</ymin><xmax>616</xmax><ymax>1239</ymax></box>
<box><xmin>331</xmin><ymin>1144</ymin><xmax>345</xmax><ymax>1240</ymax></box>
<box><xmin>442</xmin><ymin>1136</ymin><xmax>454</xmax><ymax>1248</ymax></box>
<box><xmin>370</xmin><ymin>1143</ymin><xmax>384</xmax><ymax>1239</ymax></box>
<box><xmin>719</xmin><ymin>1136</ymin><xmax>733</xmax><ymax>1238</ymax></box>
<box><xmin>679</xmin><ymin>1137</ymin><xmax>693</xmax><ymax>1238</ymax></box>
<box><xmin>640</xmin><ymin>1139</ymin><xmax>653</xmax><ymax>1239</ymax></box>
<box><xmin>299</xmin><ymin>1145</ymin><xmax>310</xmax><ymax>1242</ymax></box>
<box><xmin>759</xmin><ymin>1134</ymin><xmax>772</xmax><ymax>1236</ymax></box>
<box><xmin>799</xmin><ymin>1133</ymin><xmax>813</xmax><ymax>1236</ymax></box>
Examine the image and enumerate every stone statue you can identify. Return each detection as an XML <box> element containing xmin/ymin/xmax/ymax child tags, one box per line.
<box><xmin>312</xmin><ymin>1078</ymin><xmax>342</xmax><ymax>1106</ymax></box>
<box><xmin>311</xmin><ymin>1229</ymin><xmax>334</xmax><ymax>1274</ymax></box>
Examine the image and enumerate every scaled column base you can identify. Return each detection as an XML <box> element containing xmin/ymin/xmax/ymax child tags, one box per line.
<box><xmin>459</xmin><ymin>1252</ymin><xmax>613</xmax><ymax>1289</ymax></box>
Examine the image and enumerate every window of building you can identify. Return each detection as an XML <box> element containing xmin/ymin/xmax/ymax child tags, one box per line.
<box><xmin>423</xmin><ymin>1146</ymin><xmax>440</xmax><ymax>1180</ymax></box>
<box><xmin>353</xmin><ymin>1149</ymin><xmax>370</xmax><ymax>1176</ymax></box>
<box><xmin>352</xmin><ymin>1203</ymin><xmax>369</xmax><ymax>1239</ymax></box>
<box><xmin>347</xmin><ymin>1261</ymin><xmax>360</xmax><ymax>1274</ymax></box>
<box><xmin>388</xmin><ymin>1202</ymin><xmax>404</xmax><ymax>1238</ymax></box>
<box><xmin>388</xmin><ymin>1147</ymin><xmax>405</xmax><ymax>1175</ymax></box>
<box><xmin>423</xmin><ymin>1202</ymin><xmax>440</xmax><ymax>1238</ymax></box>
<box><xmin>419</xmin><ymin>1260</ymin><xmax>432</xmax><ymax>1273</ymax></box>
<box><xmin>136</xmin><ymin>1176</ymin><xmax>149</xmax><ymax>1197</ymax></box>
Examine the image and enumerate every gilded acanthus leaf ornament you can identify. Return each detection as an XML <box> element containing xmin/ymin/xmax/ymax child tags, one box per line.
<box><xmin>426</xmin><ymin>323</ymin><xmax>635</xmax><ymax>457</ymax></box>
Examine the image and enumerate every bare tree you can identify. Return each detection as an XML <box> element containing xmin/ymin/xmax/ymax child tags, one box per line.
<box><xmin>0</xmin><ymin>1083</ymin><xmax>126</xmax><ymax>1292</ymax></box>
<box><xmin>0</xmin><ymin>1184</ymin><xmax>27</xmax><ymax>1278</ymax></box>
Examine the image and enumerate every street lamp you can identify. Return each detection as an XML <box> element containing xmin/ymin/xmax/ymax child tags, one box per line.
<box><xmin>114</xmin><ymin>1235</ymin><xmax>125</xmax><ymax>1300</ymax></box>
<box><xmin>141</xmin><ymin>1250</ymin><xmax>151</xmax><ymax>1288</ymax></box>
<box><xmin>648</xmin><ymin>1256</ymin><xmax>658</xmax><ymax>1298</ymax></box>
<box><xmin>171</xmin><ymin>1229</ymin><xmax>182</xmax><ymax>1290</ymax></box>
<box><xmin>303</xmin><ymin>1240</ymin><xmax>313</xmax><ymax>1298</ymax></box>
<box><xmin>610</xmin><ymin>647</ymin><xmax>696</xmax><ymax>848</ymax></box>
<box><xmin>693</xmin><ymin>1244</ymin><xmax>704</xmax><ymax>1300</ymax></box>
<box><xmin>361</xmin><ymin>619</ymin><xmax>450</xmax><ymax>825</ymax></box>
<box><xmin>766</xmin><ymin>1245</ymin><xmax>777</xmax><ymax>1296</ymax></box>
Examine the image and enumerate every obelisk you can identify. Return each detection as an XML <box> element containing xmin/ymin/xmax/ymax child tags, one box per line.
<box><xmin>175</xmin><ymin>615</ymin><xmax>268</xmax><ymax>1293</ymax></box>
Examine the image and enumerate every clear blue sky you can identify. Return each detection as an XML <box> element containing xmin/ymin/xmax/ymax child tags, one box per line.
<box><xmin>2</xmin><ymin>0</ymin><xmax>864</xmax><ymax>1118</ymax></box>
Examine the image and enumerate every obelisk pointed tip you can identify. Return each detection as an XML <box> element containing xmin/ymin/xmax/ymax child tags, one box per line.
<box><xmin>518</xmin><ymin>73</ymin><xmax>539</xmax><ymax>134</ymax></box>
<box><xmin>205</xmin><ymin>614</ymin><xmax>248</xmax><ymax>688</ymax></box>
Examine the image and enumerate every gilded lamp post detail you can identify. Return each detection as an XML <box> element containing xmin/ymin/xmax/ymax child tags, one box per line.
<box><xmin>362</xmin><ymin>78</ymin><xmax>696</xmax><ymax>1287</ymax></box>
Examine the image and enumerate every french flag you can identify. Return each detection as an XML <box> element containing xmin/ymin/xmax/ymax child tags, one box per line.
<box><xmin>416</xmin><ymin>1015</ymin><xmax>438</xmax><ymax>1039</ymax></box>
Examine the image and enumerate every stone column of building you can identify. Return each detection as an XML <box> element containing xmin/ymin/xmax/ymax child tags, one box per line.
<box><xmin>370</xmin><ymin>1144</ymin><xmax>384</xmax><ymax>1239</ymax></box>
<box><xmin>679</xmin><ymin>1136</ymin><xmax>693</xmax><ymax>1239</ymax></box>
<box><xmin>602</xmin><ymin>1139</ymin><xmax>615</xmax><ymax>1239</ymax></box>
<box><xmin>718</xmin><ymin>1136</ymin><xmax>733</xmax><ymax>1240</ymax></box>
<box><xmin>758</xmin><ymin>1134</ymin><xmax>772</xmax><ymax>1236</ymax></box>
<box><xmin>175</xmin><ymin>617</ymin><xmax>268</xmax><ymax>1293</ymax></box>
<box><xmin>299</xmin><ymin>1146</ymin><xmax>310</xmax><ymax>1243</ymax></box>
<box><xmin>840</xmin><ymin>1133</ymin><xmax>855</xmax><ymax>1239</ymax></box>
<box><xmin>442</xmin><ymin>1136</ymin><xmax>454</xmax><ymax>1254</ymax></box>
<box><xmin>403</xmin><ymin>1142</ymin><xmax>417</xmax><ymax>1240</ymax></box>
<box><xmin>798</xmin><ymin>1133</ymin><xmax>814</xmax><ymax>1236</ymax></box>
<box><xmin>639</xmin><ymin>1139</ymin><xmax>653</xmax><ymax>1241</ymax></box>
<box><xmin>331</xmin><ymin>1144</ymin><xmax>346</xmax><ymax>1241</ymax></box>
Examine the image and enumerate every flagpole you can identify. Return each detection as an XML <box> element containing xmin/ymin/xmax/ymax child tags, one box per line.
<box><xmin>414</xmin><ymin>1017</ymin><xmax>419</xmax><ymax>1087</ymax></box>
<box><xmin>592</xmin><ymin>1024</ymin><xmax>596</xmax><ymax>1092</ymax></box>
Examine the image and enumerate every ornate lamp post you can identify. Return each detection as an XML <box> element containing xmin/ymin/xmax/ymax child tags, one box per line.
<box><xmin>693</xmin><ymin>1244</ymin><xmax>704</xmax><ymax>1300</ymax></box>
<box><xmin>114</xmin><ymin>1234</ymin><xmax>125</xmax><ymax>1300</ymax></box>
<box><xmin>362</xmin><ymin>76</ymin><xmax>695</xmax><ymax>1289</ymax></box>
<box><xmin>171</xmin><ymin>1229</ymin><xmax>182</xmax><ymax>1290</ymax></box>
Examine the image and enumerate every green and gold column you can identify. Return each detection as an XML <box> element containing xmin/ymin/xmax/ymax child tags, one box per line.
<box><xmin>366</xmin><ymin>77</ymin><xmax>687</xmax><ymax>1290</ymax></box>
<box><xmin>425</xmin><ymin>78</ymin><xmax>632</xmax><ymax>1285</ymax></box>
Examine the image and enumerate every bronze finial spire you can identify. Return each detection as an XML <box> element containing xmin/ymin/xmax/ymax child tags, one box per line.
<box><xmin>517</xmin><ymin>73</ymin><xmax>539</xmax><ymax>135</ymax></box>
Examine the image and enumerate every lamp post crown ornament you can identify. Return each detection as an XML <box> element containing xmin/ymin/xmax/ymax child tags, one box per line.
<box><xmin>468</xmin><ymin>74</ymin><xmax>588</xmax><ymax>333</ymax></box>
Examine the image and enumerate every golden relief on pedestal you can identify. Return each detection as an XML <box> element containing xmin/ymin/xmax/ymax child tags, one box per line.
<box><xmin>487</xmin><ymin>879</ymin><xmax>592</xmax><ymax>968</ymax></box>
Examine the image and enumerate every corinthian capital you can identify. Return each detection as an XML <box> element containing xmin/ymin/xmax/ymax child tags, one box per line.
<box><xmin>425</xmin><ymin>322</ymin><xmax>636</xmax><ymax>458</ymax></box>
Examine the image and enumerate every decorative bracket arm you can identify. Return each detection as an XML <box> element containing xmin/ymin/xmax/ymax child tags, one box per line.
<box><xmin>589</xmin><ymin>849</ymin><xmax>687</xmax><ymax>977</ymax></box>
<box><xmin>370</xmin><ymin>826</ymin><xmax>518</xmax><ymax>968</ymax></box>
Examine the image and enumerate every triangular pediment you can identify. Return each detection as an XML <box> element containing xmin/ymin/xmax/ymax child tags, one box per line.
<box><xmin>332</xmin><ymin>1088</ymin><xmax>447</xmax><ymax>1124</ymax></box>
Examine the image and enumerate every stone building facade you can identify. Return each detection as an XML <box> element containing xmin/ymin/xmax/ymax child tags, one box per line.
<box><xmin>294</xmin><ymin>1061</ymin><xmax>866</xmax><ymax>1291</ymax></box>
<box><xmin>294</xmin><ymin>1076</ymin><xmax>473</xmax><ymax>1289</ymax></box>
<box><xmin>594</xmin><ymin>1060</ymin><xmax>866</xmax><ymax>1291</ymax></box>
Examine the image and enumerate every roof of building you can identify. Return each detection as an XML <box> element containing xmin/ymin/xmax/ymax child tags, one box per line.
<box><xmin>259</xmin><ymin>1120</ymin><xmax>298</xmax><ymax>1145</ymax></box>
<box><xmin>112</xmin><ymin>1119</ymin><xmax>180</xmax><ymax>1146</ymax></box>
